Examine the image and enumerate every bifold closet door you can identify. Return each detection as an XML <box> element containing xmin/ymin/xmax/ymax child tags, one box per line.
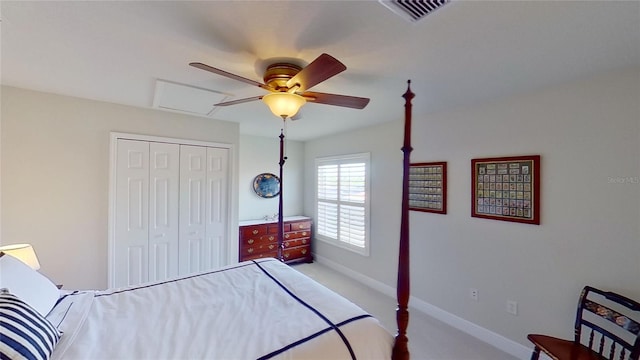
<box><xmin>178</xmin><ymin>145</ymin><xmax>229</xmax><ymax>274</ymax></box>
<box><xmin>148</xmin><ymin>142</ymin><xmax>180</xmax><ymax>282</ymax></box>
<box><xmin>114</xmin><ymin>140</ymin><xmax>180</xmax><ymax>287</ymax></box>
<box><xmin>205</xmin><ymin>147</ymin><xmax>229</xmax><ymax>270</ymax></box>
<box><xmin>114</xmin><ymin>139</ymin><xmax>150</xmax><ymax>287</ymax></box>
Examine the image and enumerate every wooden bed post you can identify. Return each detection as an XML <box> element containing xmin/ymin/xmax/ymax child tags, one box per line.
<box><xmin>277</xmin><ymin>127</ymin><xmax>286</xmax><ymax>262</ymax></box>
<box><xmin>392</xmin><ymin>80</ymin><xmax>414</xmax><ymax>360</ymax></box>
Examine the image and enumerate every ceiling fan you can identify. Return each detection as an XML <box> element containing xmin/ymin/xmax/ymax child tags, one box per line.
<box><xmin>189</xmin><ymin>53</ymin><xmax>369</xmax><ymax>119</ymax></box>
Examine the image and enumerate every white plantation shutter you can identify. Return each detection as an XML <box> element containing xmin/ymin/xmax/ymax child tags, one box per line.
<box><xmin>316</xmin><ymin>153</ymin><xmax>370</xmax><ymax>256</ymax></box>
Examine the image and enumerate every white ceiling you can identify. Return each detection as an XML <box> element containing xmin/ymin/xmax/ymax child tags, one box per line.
<box><xmin>1</xmin><ymin>1</ymin><xmax>638</xmax><ymax>141</ymax></box>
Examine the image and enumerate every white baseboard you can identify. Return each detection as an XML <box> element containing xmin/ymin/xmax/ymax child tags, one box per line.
<box><xmin>314</xmin><ymin>255</ymin><xmax>533</xmax><ymax>360</ymax></box>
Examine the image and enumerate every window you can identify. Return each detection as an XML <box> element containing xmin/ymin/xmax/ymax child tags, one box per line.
<box><xmin>315</xmin><ymin>153</ymin><xmax>370</xmax><ymax>256</ymax></box>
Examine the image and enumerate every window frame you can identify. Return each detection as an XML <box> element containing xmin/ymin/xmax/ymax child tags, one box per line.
<box><xmin>314</xmin><ymin>152</ymin><xmax>371</xmax><ymax>256</ymax></box>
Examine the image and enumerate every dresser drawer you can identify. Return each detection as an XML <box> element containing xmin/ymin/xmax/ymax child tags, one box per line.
<box><xmin>241</xmin><ymin>234</ymin><xmax>277</xmax><ymax>247</ymax></box>
<box><xmin>240</xmin><ymin>243</ymin><xmax>279</xmax><ymax>257</ymax></box>
<box><xmin>240</xmin><ymin>225</ymin><xmax>268</xmax><ymax>238</ymax></box>
<box><xmin>266</xmin><ymin>223</ymin><xmax>292</xmax><ymax>234</ymax></box>
<box><xmin>287</xmin><ymin>221</ymin><xmax>311</xmax><ymax>231</ymax></box>
<box><xmin>242</xmin><ymin>250</ymin><xmax>278</xmax><ymax>261</ymax></box>
<box><xmin>283</xmin><ymin>237</ymin><xmax>310</xmax><ymax>248</ymax></box>
<box><xmin>284</xmin><ymin>230</ymin><xmax>310</xmax><ymax>240</ymax></box>
<box><xmin>282</xmin><ymin>245</ymin><xmax>311</xmax><ymax>262</ymax></box>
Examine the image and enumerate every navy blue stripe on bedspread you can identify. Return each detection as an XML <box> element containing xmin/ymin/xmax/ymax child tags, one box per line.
<box><xmin>94</xmin><ymin>261</ymin><xmax>256</xmax><ymax>297</ymax></box>
<box><xmin>257</xmin><ymin>314</ymin><xmax>372</xmax><ymax>360</ymax></box>
<box><xmin>254</xmin><ymin>260</ymin><xmax>371</xmax><ymax>360</ymax></box>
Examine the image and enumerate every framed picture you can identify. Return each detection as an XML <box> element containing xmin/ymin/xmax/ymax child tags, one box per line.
<box><xmin>409</xmin><ymin>162</ymin><xmax>447</xmax><ymax>214</ymax></box>
<box><xmin>471</xmin><ymin>155</ymin><xmax>540</xmax><ymax>225</ymax></box>
<box><xmin>252</xmin><ymin>173</ymin><xmax>280</xmax><ymax>198</ymax></box>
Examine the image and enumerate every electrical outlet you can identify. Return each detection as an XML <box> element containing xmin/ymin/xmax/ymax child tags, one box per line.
<box><xmin>507</xmin><ymin>300</ymin><xmax>518</xmax><ymax>315</ymax></box>
<box><xmin>470</xmin><ymin>288</ymin><xmax>479</xmax><ymax>302</ymax></box>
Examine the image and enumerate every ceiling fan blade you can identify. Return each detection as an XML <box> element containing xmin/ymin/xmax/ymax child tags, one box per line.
<box><xmin>286</xmin><ymin>53</ymin><xmax>346</xmax><ymax>92</ymax></box>
<box><xmin>190</xmin><ymin>62</ymin><xmax>273</xmax><ymax>91</ymax></box>
<box><xmin>214</xmin><ymin>95</ymin><xmax>263</xmax><ymax>106</ymax></box>
<box><xmin>302</xmin><ymin>91</ymin><xmax>370</xmax><ymax>109</ymax></box>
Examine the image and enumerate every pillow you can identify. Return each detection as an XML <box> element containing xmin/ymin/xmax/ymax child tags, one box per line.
<box><xmin>0</xmin><ymin>290</ymin><xmax>62</xmax><ymax>360</ymax></box>
<box><xmin>0</xmin><ymin>252</ymin><xmax>59</xmax><ymax>317</ymax></box>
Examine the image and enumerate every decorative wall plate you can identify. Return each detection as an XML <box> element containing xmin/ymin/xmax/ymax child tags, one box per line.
<box><xmin>252</xmin><ymin>173</ymin><xmax>280</xmax><ymax>198</ymax></box>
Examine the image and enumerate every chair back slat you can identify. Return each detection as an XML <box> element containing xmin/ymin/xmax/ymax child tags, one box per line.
<box><xmin>584</xmin><ymin>299</ymin><xmax>640</xmax><ymax>335</ymax></box>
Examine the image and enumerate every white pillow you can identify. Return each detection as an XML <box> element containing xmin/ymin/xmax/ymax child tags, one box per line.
<box><xmin>0</xmin><ymin>252</ymin><xmax>60</xmax><ymax>317</ymax></box>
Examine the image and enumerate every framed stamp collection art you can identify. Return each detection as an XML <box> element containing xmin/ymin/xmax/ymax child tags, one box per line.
<box><xmin>471</xmin><ymin>155</ymin><xmax>540</xmax><ymax>225</ymax></box>
<box><xmin>408</xmin><ymin>162</ymin><xmax>447</xmax><ymax>214</ymax></box>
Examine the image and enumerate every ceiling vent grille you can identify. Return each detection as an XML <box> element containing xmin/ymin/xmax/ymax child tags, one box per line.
<box><xmin>379</xmin><ymin>0</ymin><xmax>450</xmax><ymax>23</ymax></box>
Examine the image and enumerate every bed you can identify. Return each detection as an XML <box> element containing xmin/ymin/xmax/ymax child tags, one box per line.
<box><xmin>0</xmin><ymin>82</ymin><xmax>415</xmax><ymax>360</ymax></box>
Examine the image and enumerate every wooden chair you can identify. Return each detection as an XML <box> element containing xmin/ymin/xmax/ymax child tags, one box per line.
<box><xmin>528</xmin><ymin>286</ymin><xmax>640</xmax><ymax>360</ymax></box>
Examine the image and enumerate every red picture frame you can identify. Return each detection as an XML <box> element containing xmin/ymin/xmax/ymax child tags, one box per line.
<box><xmin>471</xmin><ymin>155</ymin><xmax>540</xmax><ymax>225</ymax></box>
<box><xmin>409</xmin><ymin>162</ymin><xmax>447</xmax><ymax>214</ymax></box>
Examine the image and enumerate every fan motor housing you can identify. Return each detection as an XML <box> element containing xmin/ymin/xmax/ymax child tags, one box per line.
<box><xmin>263</xmin><ymin>63</ymin><xmax>301</xmax><ymax>90</ymax></box>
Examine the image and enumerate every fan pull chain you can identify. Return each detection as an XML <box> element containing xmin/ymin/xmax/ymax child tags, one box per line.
<box><xmin>282</xmin><ymin>118</ymin><xmax>288</xmax><ymax>159</ymax></box>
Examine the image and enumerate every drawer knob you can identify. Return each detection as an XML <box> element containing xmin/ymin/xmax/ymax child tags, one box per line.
<box><xmin>302</xmin><ymin>239</ymin><xmax>307</xmax><ymax>244</ymax></box>
<box><xmin>248</xmin><ymin>239</ymin><xmax>254</xmax><ymax>244</ymax></box>
<box><xmin>302</xmin><ymin>232</ymin><xmax>307</xmax><ymax>236</ymax></box>
<box><xmin>298</xmin><ymin>225</ymin><xmax>304</xmax><ymax>229</ymax></box>
<box><xmin>301</xmin><ymin>249</ymin><xmax>307</xmax><ymax>254</ymax></box>
<box><xmin>284</xmin><ymin>253</ymin><xmax>290</xmax><ymax>258</ymax></box>
<box><xmin>285</xmin><ymin>234</ymin><xmax>290</xmax><ymax>239</ymax></box>
<box><xmin>269</xmin><ymin>236</ymin><xmax>274</xmax><ymax>241</ymax></box>
<box><xmin>247</xmin><ymin>248</ymin><xmax>254</xmax><ymax>253</ymax></box>
<box><xmin>252</xmin><ymin>229</ymin><xmax>258</xmax><ymax>235</ymax></box>
<box><xmin>269</xmin><ymin>244</ymin><xmax>274</xmax><ymax>250</ymax></box>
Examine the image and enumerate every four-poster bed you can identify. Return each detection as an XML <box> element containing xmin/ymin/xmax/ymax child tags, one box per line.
<box><xmin>0</xmin><ymin>83</ymin><xmax>415</xmax><ymax>360</ymax></box>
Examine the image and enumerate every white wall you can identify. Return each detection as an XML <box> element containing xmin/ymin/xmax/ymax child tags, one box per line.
<box><xmin>305</xmin><ymin>121</ymin><xmax>404</xmax><ymax>287</ymax></box>
<box><xmin>1</xmin><ymin>86</ymin><xmax>240</xmax><ymax>289</ymax></box>
<box><xmin>304</xmin><ymin>67</ymin><xmax>640</xmax><ymax>351</ymax></box>
<box><xmin>239</xmin><ymin>134</ymin><xmax>305</xmax><ymax>221</ymax></box>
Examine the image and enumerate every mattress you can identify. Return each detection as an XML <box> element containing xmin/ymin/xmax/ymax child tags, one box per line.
<box><xmin>46</xmin><ymin>258</ymin><xmax>393</xmax><ymax>359</ymax></box>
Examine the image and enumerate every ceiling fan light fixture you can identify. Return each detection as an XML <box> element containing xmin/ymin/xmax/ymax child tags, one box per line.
<box><xmin>262</xmin><ymin>92</ymin><xmax>306</xmax><ymax>119</ymax></box>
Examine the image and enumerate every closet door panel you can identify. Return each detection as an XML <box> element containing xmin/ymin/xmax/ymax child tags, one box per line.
<box><xmin>148</xmin><ymin>142</ymin><xmax>180</xmax><ymax>282</ymax></box>
<box><xmin>179</xmin><ymin>145</ymin><xmax>208</xmax><ymax>275</ymax></box>
<box><xmin>207</xmin><ymin>147</ymin><xmax>229</xmax><ymax>269</ymax></box>
<box><xmin>115</xmin><ymin>139</ymin><xmax>149</xmax><ymax>287</ymax></box>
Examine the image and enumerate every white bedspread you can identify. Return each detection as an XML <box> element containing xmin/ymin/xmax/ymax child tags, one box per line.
<box><xmin>47</xmin><ymin>259</ymin><xmax>392</xmax><ymax>359</ymax></box>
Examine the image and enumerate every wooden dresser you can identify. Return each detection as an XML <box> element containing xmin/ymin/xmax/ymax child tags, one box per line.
<box><xmin>239</xmin><ymin>216</ymin><xmax>312</xmax><ymax>263</ymax></box>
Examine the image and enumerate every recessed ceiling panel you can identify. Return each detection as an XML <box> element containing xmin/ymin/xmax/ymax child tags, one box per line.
<box><xmin>153</xmin><ymin>80</ymin><xmax>231</xmax><ymax>116</ymax></box>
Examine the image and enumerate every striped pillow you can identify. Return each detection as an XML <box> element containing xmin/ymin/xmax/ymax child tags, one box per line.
<box><xmin>0</xmin><ymin>290</ymin><xmax>62</xmax><ymax>360</ymax></box>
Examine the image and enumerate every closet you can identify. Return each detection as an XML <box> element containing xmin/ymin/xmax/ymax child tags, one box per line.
<box><xmin>109</xmin><ymin>135</ymin><xmax>230</xmax><ymax>288</ymax></box>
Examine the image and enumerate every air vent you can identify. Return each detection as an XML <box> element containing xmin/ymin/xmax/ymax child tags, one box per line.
<box><xmin>379</xmin><ymin>0</ymin><xmax>450</xmax><ymax>23</ymax></box>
